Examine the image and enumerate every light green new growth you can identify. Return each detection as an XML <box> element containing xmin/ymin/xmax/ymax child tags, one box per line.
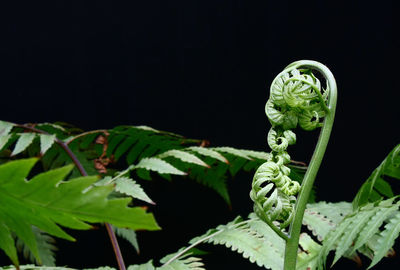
<box><xmin>2</xmin><ymin>60</ymin><xmax>400</xmax><ymax>270</ymax></box>
<box><xmin>250</xmin><ymin>60</ymin><xmax>337</xmax><ymax>269</ymax></box>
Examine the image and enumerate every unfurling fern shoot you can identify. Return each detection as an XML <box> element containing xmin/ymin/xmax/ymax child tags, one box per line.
<box><xmin>250</xmin><ymin>60</ymin><xmax>337</xmax><ymax>270</ymax></box>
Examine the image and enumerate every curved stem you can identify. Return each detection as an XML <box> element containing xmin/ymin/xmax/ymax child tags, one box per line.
<box><xmin>255</xmin><ymin>202</ymin><xmax>289</xmax><ymax>241</ymax></box>
<box><xmin>282</xmin><ymin>61</ymin><xmax>337</xmax><ymax>270</ymax></box>
<box><xmin>16</xmin><ymin>124</ymin><xmax>127</xmax><ymax>270</ymax></box>
<box><xmin>65</xmin><ymin>129</ymin><xmax>108</xmax><ymax>145</ymax></box>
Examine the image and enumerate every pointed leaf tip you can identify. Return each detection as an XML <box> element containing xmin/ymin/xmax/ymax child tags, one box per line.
<box><xmin>11</xmin><ymin>133</ymin><xmax>36</xmax><ymax>156</ymax></box>
<box><xmin>135</xmin><ymin>157</ymin><xmax>186</xmax><ymax>176</ymax></box>
<box><xmin>39</xmin><ymin>134</ymin><xmax>56</xmax><ymax>155</ymax></box>
<box><xmin>158</xmin><ymin>150</ymin><xmax>209</xmax><ymax>168</ymax></box>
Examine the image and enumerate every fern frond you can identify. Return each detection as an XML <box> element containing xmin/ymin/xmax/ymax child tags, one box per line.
<box><xmin>331</xmin><ymin>206</ymin><xmax>377</xmax><ymax>265</ymax></box>
<box><xmin>303</xmin><ymin>202</ymin><xmax>352</xmax><ymax>242</ymax></box>
<box><xmin>103</xmin><ymin>126</ymin><xmax>202</xmax><ymax>164</ymax></box>
<box><xmin>0</xmin><ymin>121</ymin><xmax>99</xmax><ymax>177</ymax></box>
<box><xmin>1</xmin><ymin>121</ymin><xmax>306</xmax><ymax>206</ymax></box>
<box><xmin>16</xmin><ymin>227</ymin><xmax>57</xmax><ymax>266</ymax></box>
<box><xmin>350</xmin><ymin>200</ymin><xmax>399</xmax><ymax>253</ymax></box>
<box><xmin>305</xmin><ymin>201</ymin><xmax>352</xmax><ymax>224</ymax></box>
<box><xmin>112</xmin><ymin>225</ymin><xmax>139</xmax><ymax>254</ymax></box>
<box><xmin>159</xmin><ymin>252</ymin><xmax>205</xmax><ymax>270</ymax></box>
<box><xmin>188</xmin><ymin>216</ymin><xmax>284</xmax><ymax>270</ymax></box>
<box><xmin>318</xmin><ymin>198</ymin><xmax>400</xmax><ymax>268</ymax></box>
<box><xmin>303</xmin><ymin>209</ymin><xmax>335</xmax><ymax>241</ymax></box>
<box><xmin>353</xmin><ymin>144</ymin><xmax>400</xmax><ymax>209</ymax></box>
<box><xmin>368</xmin><ymin>213</ymin><xmax>400</xmax><ymax>269</ymax></box>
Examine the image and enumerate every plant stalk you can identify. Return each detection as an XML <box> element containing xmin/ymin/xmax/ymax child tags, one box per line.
<box><xmin>16</xmin><ymin>124</ymin><xmax>127</xmax><ymax>270</ymax></box>
<box><xmin>282</xmin><ymin>61</ymin><xmax>337</xmax><ymax>270</ymax></box>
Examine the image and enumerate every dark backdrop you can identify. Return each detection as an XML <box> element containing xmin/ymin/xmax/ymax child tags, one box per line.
<box><xmin>1</xmin><ymin>1</ymin><xmax>399</xmax><ymax>269</ymax></box>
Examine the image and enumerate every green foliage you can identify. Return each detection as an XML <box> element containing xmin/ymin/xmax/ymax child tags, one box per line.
<box><xmin>1</xmin><ymin>121</ymin><xmax>304</xmax><ymax>206</ymax></box>
<box><xmin>317</xmin><ymin>198</ymin><xmax>400</xmax><ymax>269</ymax></box>
<box><xmin>193</xmin><ymin>216</ymin><xmax>284</xmax><ymax>270</ymax></box>
<box><xmin>1</xmin><ymin>57</ymin><xmax>398</xmax><ymax>270</ymax></box>
<box><xmin>114</xmin><ymin>177</ymin><xmax>155</xmax><ymax>205</ymax></box>
<box><xmin>0</xmin><ymin>122</ymin><xmax>58</xmax><ymax>158</ymax></box>
<box><xmin>112</xmin><ymin>226</ymin><xmax>140</xmax><ymax>254</ymax></box>
<box><xmin>353</xmin><ymin>144</ymin><xmax>400</xmax><ymax>209</ymax></box>
<box><xmin>303</xmin><ymin>201</ymin><xmax>352</xmax><ymax>242</ymax></box>
<box><xmin>296</xmin><ymin>234</ymin><xmax>321</xmax><ymax>270</ymax></box>
<box><xmin>0</xmin><ymin>266</ymin><xmax>73</xmax><ymax>270</ymax></box>
<box><xmin>16</xmin><ymin>227</ymin><xmax>57</xmax><ymax>266</ymax></box>
<box><xmin>135</xmin><ymin>157</ymin><xmax>186</xmax><ymax>176</ymax></box>
<box><xmin>0</xmin><ymin>158</ymin><xmax>159</xmax><ymax>266</ymax></box>
<box><xmin>172</xmin><ymin>213</ymin><xmax>324</xmax><ymax>270</ymax></box>
<box><xmin>126</xmin><ymin>253</ymin><xmax>205</xmax><ymax>270</ymax></box>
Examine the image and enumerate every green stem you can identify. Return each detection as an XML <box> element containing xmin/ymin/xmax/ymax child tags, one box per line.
<box><xmin>282</xmin><ymin>60</ymin><xmax>337</xmax><ymax>270</ymax></box>
<box><xmin>255</xmin><ymin>202</ymin><xmax>289</xmax><ymax>241</ymax></box>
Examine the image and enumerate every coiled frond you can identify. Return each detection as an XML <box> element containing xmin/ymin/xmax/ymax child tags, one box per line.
<box><xmin>251</xmin><ymin>63</ymin><xmax>329</xmax><ymax>230</ymax></box>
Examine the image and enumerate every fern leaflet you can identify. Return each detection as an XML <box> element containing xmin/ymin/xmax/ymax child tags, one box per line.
<box><xmin>318</xmin><ymin>198</ymin><xmax>400</xmax><ymax>269</ymax></box>
<box><xmin>16</xmin><ymin>227</ymin><xmax>57</xmax><ymax>266</ymax></box>
<box><xmin>112</xmin><ymin>226</ymin><xmax>140</xmax><ymax>254</ymax></box>
<box><xmin>353</xmin><ymin>144</ymin><xmax>400</xmax><ymax>209</ymax></box>
<box><xmin>368</xmin><ymin>212</ymin><xmax>400</xmax><ymax>268</ymax></box>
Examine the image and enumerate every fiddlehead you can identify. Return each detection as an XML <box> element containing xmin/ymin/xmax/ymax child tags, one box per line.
<box><xmin>250</xmin><ymin>63</ymin><xmax>330</xmax><ymax>231</ymax></box>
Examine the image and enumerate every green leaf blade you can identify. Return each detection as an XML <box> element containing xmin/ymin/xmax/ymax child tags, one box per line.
<box><xmin>0</xmin><ymin>158</ymin><xmax>160</xmax><ymax>264</ymax></box>
<box><xmin>158</xmin><ymin>150</ymin><xmax>209</xmax><ymax>168</ymax></box>
<box><xmin>11</xmin><ymin>133</ymin><xmax>36</xmax><ymax>156</ymax></box>
<box><xmin>368</xmin><ymin>212</ymin><xmax>400</xmax><ymax>269</ymax></box>
<box><xmin>39</xmin><ymin>134</ymin><xmax>56</xmax><ymax>155</ymax></box>
<box><xmin>115</xmin><ymin>177</ymin><xmax>155</xmax><ymax>205</ymax></box>
<box><xmin>135</xmin><ymin>158</ymin><xmax>186</xmax><ymax>175</ymax></box>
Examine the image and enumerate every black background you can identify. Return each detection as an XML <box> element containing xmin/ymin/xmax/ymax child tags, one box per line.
<box><xmin>1</xmin><ymin>1</ymin><xmax>399</xmax><ymax>269</ymax></box>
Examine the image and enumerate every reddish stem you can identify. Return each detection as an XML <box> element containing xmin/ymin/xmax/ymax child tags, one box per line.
<box><xmin>16</xmin><ymin>124</ymin><xmax>127</xmax><ymax>270</ymax></box>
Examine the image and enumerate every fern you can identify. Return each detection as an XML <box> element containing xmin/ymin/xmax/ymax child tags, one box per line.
<box><xmin>112</xmin><ymin>226</ymin><xmax>140</xmax><ymax>254</ymax></box>
<box><xmin>0</xmin><ymin>122</ymin><xmax>56</xmax><ymax>157</ymax></box>
<box><xmin>296</xmin><ymin>233</ymin><xmax>322</xmax><ymax>270</ymax></box>
<box><xmin>16</xmin><ymin>227</ymin><xmax>57</xmax><ymax>266</ymax></box>
<box><xmin>0</xmin><ymin>266</ymin><xmax>74</xmax><ymax>270</ymax></box>
<box><xmin>303</xmin><ymin>202</ymin><xmax>352</xmax><ymax>241</ymax></box>
<box><xmin>1</xmin><ymin>121</ymin><xmax>306</xmax><ymax>206</ymax></box>
<box><xmin>353</xmin><ymin>144</ymin><xmax>400</xmax><ymax>209</ymax></box>
<box><xmin>368</xmin><ymin>212</ymin><xmax>400</xmax><ymax>268</ymax></box>
<box><xmin>185</xmin><ymin>216</ymin><xmax>284</xmax><ymax>270</ymax></box>
<box><xmin>97</xmin><ymin>125</ymin><xmax>203</xmax><ymax>164</ymax></box>
<box><xmin>0</xmin><ymin>121</ymin><xmax>99</xmax><ymax>177</ymax></box>
<box><xmin>134</xmin><ymin>157</ymin><xmax>186</xmax><ymax>175</ymax></box>
<box><xmin>114</xmin><ymin>177</ymin><xmax>155</xmax><ymax>205</ymax></box>
<box><xmin>318</xmin><ymin>198</ymin><xmax>400</xmax><ymax>269</ymax></box>
<box><xmin>0</xmin><ymin>158</ymin><xmax>159</xmax><ymax>266</ymax></box>
<box><xmin>158</xmin><ymin>150</ymin><xmax>209</xmax><ymax>168</ymax></box>
<box><xmin>127</xmin><ymin>254</ymin><xmax>205</xmax><ymax>270</ymax></box>
<box><xmin>161</xmin><ymin>213</ymin><xmax>321</xmax><ymax>270</ymax></box>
